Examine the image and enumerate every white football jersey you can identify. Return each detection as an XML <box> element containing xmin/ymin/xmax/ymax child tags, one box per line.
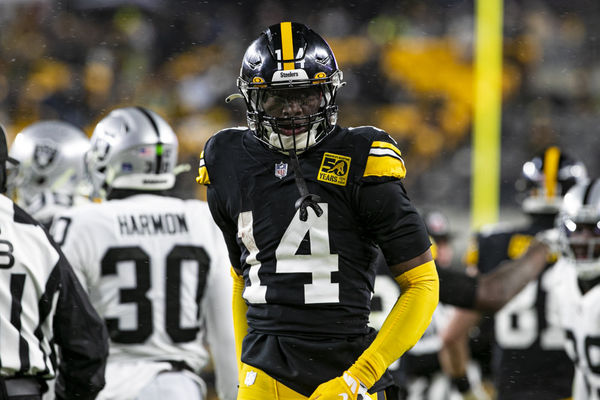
<box><xmin>552</xmin><ymin>258</ymin><xmax>600</xmax><ymax>400</ymax></box>
<box><xmin>53</xmin><ymin>194</ymin><xmax>237</xmax><ymax>399</ymax></box>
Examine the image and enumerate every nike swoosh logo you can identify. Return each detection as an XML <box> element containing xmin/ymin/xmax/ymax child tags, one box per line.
<box><xmin>338</xmin><ymin>394</ymin><xmax>348</xmax><ymax>400</ymax></box>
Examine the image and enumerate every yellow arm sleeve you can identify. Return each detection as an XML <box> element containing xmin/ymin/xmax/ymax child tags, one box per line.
<box><xmin>231</xmin><ymin>267</ymin><xmax>248</xmax><ymax>374</ymax></box>
<box><xmin>348</xmin><ymin>260</ymin><xmax>439</xmax><ymax>388</ymax></box>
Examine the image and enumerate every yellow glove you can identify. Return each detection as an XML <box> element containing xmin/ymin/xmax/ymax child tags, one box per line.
<box><xmin>309</xmin><ymin>370</ymin><xmax>373</xmax><ymax>400</ymax></box>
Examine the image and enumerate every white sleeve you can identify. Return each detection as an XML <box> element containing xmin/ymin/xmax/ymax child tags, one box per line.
<box><xmin>202</xmin><ymin>217</ymin><xmax>238</xmax><ymax>400</ymax></box>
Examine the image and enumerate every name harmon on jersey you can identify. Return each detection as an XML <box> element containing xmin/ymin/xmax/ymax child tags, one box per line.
<box><xmin>117</xmin><ymin>212</ymin><xmax>189</xmax><ymax>235</ymax></box>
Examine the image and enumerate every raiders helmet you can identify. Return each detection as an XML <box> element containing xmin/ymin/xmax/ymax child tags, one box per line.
<box><xmin>236</xmin><ymin>21</ymin><xmax>344</xmax><ymax>153</ymax></box>
<box><xmin>518</xmin><ymin>146</ymin><xmax>587</xmax><ymax>215</ymax></box>
<box><xmin>559</xmin><ymin>178</ymin><xmax>600</xmax><ymax>280</ymax></box>
<box><xmin>87</xmin><ymin>106</ymin><xmax>178</xmax><ymax>196</ymax></box>
<box><xmin>8</xmin><ymin>121</ymin><xmax>90</xmax><ymax>201</ymax></box>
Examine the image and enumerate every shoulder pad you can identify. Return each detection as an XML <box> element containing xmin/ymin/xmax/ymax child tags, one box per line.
<box><xmin>196</xmin><ymin>128</ymin><xmax>248</xmax><ymax>186</ymax></box>
<box><xmin>363</xmin><ymin>140</ymin><xmax>405</xmax><ymax>178</ymax></box>
<box><xmin>356</xmin><ymin>128</ymin><xmax>405</xmax><ymax>182</ymax></box>
<box><xmin>340</xmin><ymin>126</ymin><xmax>405</xmax><ymax>183</ymax></box>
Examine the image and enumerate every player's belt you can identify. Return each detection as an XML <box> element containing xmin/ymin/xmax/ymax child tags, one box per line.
<box><xmin>0</xmin><ymin>377</ymin><xmax>44</xmax><ymax>397</ymax></box>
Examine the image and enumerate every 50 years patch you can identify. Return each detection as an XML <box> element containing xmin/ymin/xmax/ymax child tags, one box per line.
<box><xmin>318</xmin><ymin>152</ymin><xmax>351</xmax><ymax>186</ymax></box>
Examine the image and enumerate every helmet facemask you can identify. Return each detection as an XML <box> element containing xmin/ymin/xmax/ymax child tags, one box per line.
<box><xmin>239</xmin><ymin>71</ymin><xmax>342</xmax><ymax>154</ymax></box>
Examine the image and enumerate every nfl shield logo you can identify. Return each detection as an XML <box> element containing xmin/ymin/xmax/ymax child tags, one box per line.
<box><xmin>274</xmin><ymin>162</ymin><xmax>288</xmax><ymax>179</ymax></box>
<box><xmin>244</xmin><ymin>370</ymin><xmax>257</xmax><ymax>386</ymax></box>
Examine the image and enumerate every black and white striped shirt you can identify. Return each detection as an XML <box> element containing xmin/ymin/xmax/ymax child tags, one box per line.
<box><xmin>0</xmin><ymin>195</ymin><xmax>108</xmax><ymax>399</ymax></box>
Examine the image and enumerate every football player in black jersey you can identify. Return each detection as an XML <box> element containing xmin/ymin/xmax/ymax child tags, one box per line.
<box><xmin>441</xmin><ymin>147</ymin><xmax>587</xmax><ymax>400</ymax></box>
<box><xmin>197</xmin><ymin>22</ymin><xmax>439</xmax><ymax>400</ymax></box>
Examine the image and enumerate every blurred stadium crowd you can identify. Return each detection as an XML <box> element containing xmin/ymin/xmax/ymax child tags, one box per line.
<box><xmin>1</xmin><ymin>0</ymin><xmax>599</xmax><ymax>207</ymax></box>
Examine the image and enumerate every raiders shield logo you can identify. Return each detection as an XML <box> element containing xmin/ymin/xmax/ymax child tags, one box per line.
<box><xmin>33</xmin><ymin>144</ymin><xmax>58</xmax><ymax>170</ymax></box>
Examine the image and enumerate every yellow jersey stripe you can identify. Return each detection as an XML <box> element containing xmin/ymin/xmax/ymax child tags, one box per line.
<box><xmin>196</xmin><ymin>151</ymin><xmax>210</xmax><ymax>184</ymax></box>
<box><xmin>196</xmin><ymin>166</ymin><xmax>210</xmax><ymax>185</ymax></box>
<box><xmin>371</xmin><ymin>141</ymin><xmax>402</xmax><ymax>158</ymax></box>
<box><xmin>280</xmin><ymin>22</ymin><xmax>295</xmax><ymax>70</ymax></box>
<box><xmin>544</xmin><ymin>146</ymin><xmax>560</xmax><ymax>199</ymax></box>
<box><xmin>364</xmin><ymin>155</ymin><xmax>406</xmax><ymax>179</ymax></box>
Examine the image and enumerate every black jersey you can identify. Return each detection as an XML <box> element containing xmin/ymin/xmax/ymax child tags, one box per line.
<box><xmin>200</xmin><ymin>125</ymin><xmax>430</xmax><ymax>395</ymax></box>
<box><xmin>0</xmin><ymin>195</ymin><xmax>108</xmax><ymax>399</ymax></box>
<box><xmin>472</xmin><ymin>215</ymin><xmax>573</xmax><ymax>400</ymax></box>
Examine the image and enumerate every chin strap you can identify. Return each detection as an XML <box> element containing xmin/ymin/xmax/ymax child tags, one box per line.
<box><xmin>288</xmin><ymin>149</ymin><xmax>322</xmax><ymax>221</ymax></box>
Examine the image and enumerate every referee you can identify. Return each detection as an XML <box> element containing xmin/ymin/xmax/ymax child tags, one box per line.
<box><xmin>0</xmin><ymin>126</ymin><xmax>108</xmax><ymax>400</ymax></box>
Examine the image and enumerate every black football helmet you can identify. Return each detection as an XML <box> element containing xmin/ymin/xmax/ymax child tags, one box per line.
<box><xmin>559</xmin><ymin>178</ymin><xmax>600</xmax><ymax>280</ymax></box>
<box><xmin>518</xmin><ymin>146</ymin><xmax>587</xmax><ymax>215</ymax></box>
<box><xmin>236</xmin><ymin>22</ymin><xmax>344</xmax><ymax>154</ymax></box>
